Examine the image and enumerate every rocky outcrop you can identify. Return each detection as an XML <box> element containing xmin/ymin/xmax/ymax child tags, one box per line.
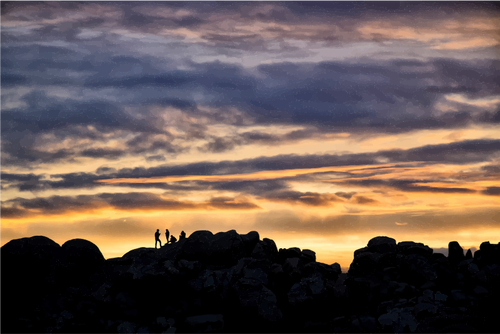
<box><xmin>2</xmin><ymin>232</ymin><xmax>499</xmax><ymax>333</ymax></box>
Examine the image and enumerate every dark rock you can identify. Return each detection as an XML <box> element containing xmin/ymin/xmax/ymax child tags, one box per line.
<box><xmin>367</xmin><ymin>236</ymin><xmax>397</xmax><ymax>254</ymax></box>
<box><xmin>448</xmin><ymin>241</ymin><xmax>465</xmax><ymax>265</ymax></box>
<box><xmin>184</xmin><ymin>314</ymin><xmax>224</xmax><ymax>333</ymax></box>
<box><xmin>61</xmin><ymin>239</ymin><xmax>105</xmax><ymax>266</ymax></box>
<box><xmin>240</xmin><ymin>231</ymin><xmax>260</xmax><ymax>256</ymax></box>
<box><xmin>378</xmin><ymin>252</ymin><xmax>398</xmax><ymax>269</ymax></box>
<box><xmin>287</xmin><ymin>273</ymin><xmax>326</xmax><ymax>305</ymax></box>
<box><xmin>354</xmin><ymin>246</ymin><xmax>370</xmax><ymax>258</ymax></box>
<box><xmin>465</xmin><ymin>248</ymin><xmax>473</xmax><ymax>259</ymax></box>
<box><xmin>349</xmin><ymin>251</ymin><xmax>381</xmax><ymax>276</ymax></box>
<box><xmin>378</xmin><ymin>307</ymin><xmax>418</xmax><ymax>333</ymax></box>
<box><xmin>58</xmin><ymin>239</ymin><xmax>105</xmax><ymax>287</ymax></box>
<box><xmin>300</xmin><ymin>249</ymin><xmax>316</xmax><ymax>263</ymax></box>
<box><xmin>232</xmin><ymin>258</ymin><xmax>269</xmax><ymax>285</ymax></box>
<box><xmin>5</xmin><ymin>232</ymin><xmax>500</xmax><ymax>333</ymax></box>
<box><xmin>279</xmin><ymin>247</ymin><xmax>301</xmax><ymax>262</ymax></box>
<box><xmin>179</xmin><ymin>230</ymin><xmax>214</xmax><ymax>262</ymax></box>
<box><xmin>210</xmin><ymin>230</ymin><xmax>246</xmax><ymax>266</ymax></box>
<box><xmin>401</xmin><ymin>254</ymin><xmax>438</xmax><ymax>286</ymax></box>
<box><xmin>303</xmin><ymin>262</ymin><xmax>339</xmax><ymax>281</ymax></box>
<box><xmin>251</xmin><ymin>238</ymin><xmax>278</xmax><ymax>262</ymax></box>
<box><xmin>283</xmin><ymin>257</ymin><xmax>303</xmax><ymax>281</ymax></box>
<box><xmin>398</xmin><ymin>241</ymin><xmax>433</xmax><ymax>258</ymax></box>
<box><xmin>2</xmin><ymin>235</ymin><xmax>61</xmax><ymax>290</ymax></box>
<box><xmin>232</xmin><ymin>278</ymin><xmax>282</xmax><ymax>321</ymax></box>
<box><xmin>122</xmin><ymin>247</ymin><xmax>156</xmax><ymax>259</ymax></box>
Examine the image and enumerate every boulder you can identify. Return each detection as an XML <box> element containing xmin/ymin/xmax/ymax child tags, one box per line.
<box><xmin>300</xmin><ymin>249</ymin><xmax>316</xmax><ymax>263</ymax></box>
<box><xmin>397</xmin><ymin>241</ymin><xmax>433</xmax><ymax>258</ymax></box>
<box><xmin>58</xmin><ymin>239</ymin><xmax>105</xmax><ymax>287</ymax></box>
<box><xmin>157</xmin><ymin>237</ymin><xmax>187</xmax><ymax>260</ymax></box>
<box><xmin>2</xmin><ymin>235</ymin><xmax>61</xmax><ymax>283</ymax></box>
<box><xmin>278</xmin><ymin>247</ymin><xmax>301</xmax><ymax>263</ymax></box>
<box><xmin>179</xmin><ymin>230</ymin><xmax>214</xmax><ymax>262</ymax></box>
<box><xmin>348</xmin><ymin>252</ymin><xmax>381</xmax><ymax>276</ymax></box>
<box><xmin>61</xmin><ymin>239</ymin><xmax>105</xmax><ymax>267</ymax></box>
<box><xmin>232</xmin><ymin>257</ymin><xmax>270</xmax><ymax>285</ymax></box>
<box><xmin>184</xmin><ymin>314</ymin><xmax>224</xmax><ymax>333</ymax></box>
<box><xmin>367</xmin><ymin>236</ymin><xmax>396</xmax><ymax>254</ymax></box>
<box><xmin>400</xmin><ymin>254</ymin><xmax>437</xmax><ymax>287</ymax></box>
<box><xmin>354</xmin><ymin>246</ymin><xmax>370</xmax><ymax>258</ymax></box>
<box><xmin>251</xmin><ymin>238</ymin><xmax>278</xmax><ymax>262</ymax></box>
<box><xmin>283</xmin><ymin>257</ymin><xmax>303</xmax><ymax>280</ymax></box>
<box><xmin>448</xmin><ymin>241</ymin><xmax>465</xmax><ymax>265</ymax></box>
<box><xmin>378</xmin><ymin>307</ymin><xmax>418</xmax><ymax>333</ymax></box>
<box><xmin>287</xmin><ymin>273</ymin><xmax>326</xmax><ymax>306</ymax></box>
<box><xmin>232</xmin><ymin>278</ymin><xmax>282</xmax><ymax>321</ymax></box>
<box><xmin>240</xmin><ymin>231</ymin><xmax>260</xmax><ymax>256</ymax></box>
<box><xmin>465</xmin><ymin>249</ymin><xmax>473</xmax><ymax>259</ymax></box>
<box><xmin>122</xmin><ymin>247</ymin><xmax>157</xmax><ymax>260</ymax></box>
<box><xmin>210</xmin><ymin>230</ymin><xmax>246</xmax><ymax>266</ymax></box>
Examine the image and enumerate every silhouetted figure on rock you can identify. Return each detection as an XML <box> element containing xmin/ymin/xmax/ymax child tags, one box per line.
<box><xmin>179</xmin><ymin>230</ymin><xmax>186</xmax><ymax>241</ymax></box>
<box><xmin>170</xmin><ymin>235</ymin><xmax>177</xmax><ymax>244</ymax></box>
<box><xmin>165</xmin><ymin>229</ymin><xmax>170</xmax><ymax>244</ymax></box>
<box><xmin>155</xmin><ymin>229</ymin><xmax>162</xmax><ymax>249</ymax></box>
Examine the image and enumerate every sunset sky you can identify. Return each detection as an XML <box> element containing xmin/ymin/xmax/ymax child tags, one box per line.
<box><xmin>2</xmin><ymin>1</ymin><xmax>500</xmax><ymax>270</ymax></box>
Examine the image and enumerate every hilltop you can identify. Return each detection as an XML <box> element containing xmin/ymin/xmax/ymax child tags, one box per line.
<box><xmin>2</xmin><ymin>230</ymin><xmax>499</xmax><ymax>333</ymax></box>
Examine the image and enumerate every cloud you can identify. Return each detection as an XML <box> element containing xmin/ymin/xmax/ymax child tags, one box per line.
<box><xmin>340</xmin><ymin>179</ymin><xmax>478</xmax><ymax>194</ymax></box>
<box><xmin>259</xmin><ymin>190</ymin><xmax>344</xmax><ymax>207</ymax></box>
<box><xmin>335</xmin><ymin>192</ymin><xmax>357</xmax><ymax>200</ymax></box>
<box><xmin>1</xmin><ymin>192</ymin><xmax>261</xmax><ymax>219</ymax></box>
<box><xmin>3</xmin><ymin>17</ymin><xmax>500</xmax><ymax>169</ymax></box>
<box><xmin>6</xmin><ymin>139</ymin><xmax>500</xmax><ymax>193</ymax></box>
<box><xmin>351</xmin><ymin>196</ymin><xmax>379</xmax><ymax>205</ymax></box>
<box><xmin>482</xmin><ymin>187</ymin><xmax>500</xmax><ymax>196</ymax></box>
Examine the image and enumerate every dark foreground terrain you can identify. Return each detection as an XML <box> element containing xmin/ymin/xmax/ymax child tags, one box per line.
<box><xmin>2</xmin><ymin>230</ymin><xmax>500</xmax><ymax>333</ymax></box>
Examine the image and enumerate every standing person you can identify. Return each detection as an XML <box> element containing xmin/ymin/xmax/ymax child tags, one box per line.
<box><xmin>179</xmin><ymin>230</ymin><xmax>186</xmax><ymax>241</ymax></box>
<box><xmin>165</xmin><ymin>229</ymin><xmax>170</xmax><ymax>244</ymax></box>
<box><xmin>155</xmin><ymin>229</ymin><xmax>162</xmax><ymax>249</ymax></box>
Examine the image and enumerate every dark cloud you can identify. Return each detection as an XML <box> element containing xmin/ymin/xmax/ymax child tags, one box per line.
<box><xmin>6</xmin><ymin>139</ymin><xmax>500</xmax><ymax>192</ymax></box>
<box><xmin>335</xmin><ymin>192</ymin><xmax>357</xmax><ymax>200</ymax></box>
<box><xmin>118</xmin><ymin>139</ymin><xmax>500</xmax><ymax>177</ymax></box>
<box><xmin>481</xmin><ymin>164</ymin><xmax>500</xmax><ymax>174</ymax></box>
<box><xmin>80</xmin><ymin>148</ymin><xmax>125</xmax><ymax>159</ymax></box>
<box><xmin>261</xmin><ymin>190</ymin><xmax>344</xmax><ymax>207</ymax></box>
<box><xmin>1</xmin><ymin>172</ymin><xmax>43</xmax><ymax>183</ymax></box>
<box><xmin>351</xmin><ymin>196</ymin><xmax>379</xmax><ymax>205</ymax></box>
<box><xmin>207</xmin><ymin>196</ymin><xmax>261</xmax><ymax>210</ymax></box>
<box><xmin>482</xmin><ymin>187</ymin><xmax>500</xmax><ymax>196</ymax></box>
<box><xmin>146</xmin><ymin>155</ymin><xmax>166</xmax><ymax>162</ymax></box>
<box><xmin>340</xmin><ymin>179</ymin><xmax>477</xmax><ymax>194</ymax></box>
<box><xmin>79</xmin><ymin>58</ymin><xmax>497</xmax><ymax>134</ymax></box>
<box><xmin>3</xmin><ymin>28</ymin><xmax>500</xmax><ymax>167</ymax></box>
<box><xmin>1</xmin><ymin>192</ymin><xmax>261</xmax><ymax>218</ymax></box>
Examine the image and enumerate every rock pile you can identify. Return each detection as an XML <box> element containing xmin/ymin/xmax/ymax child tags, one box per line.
<box><xmin>2</xmin><ymin>232</ymin><xmax>499</xmax><ymax>333</ymax></box>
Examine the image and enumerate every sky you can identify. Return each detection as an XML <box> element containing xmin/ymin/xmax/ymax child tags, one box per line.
<box><xmin>2</xmin><ymin>1</ymin><xmax>500</xmax><ymax>270</ymax></box>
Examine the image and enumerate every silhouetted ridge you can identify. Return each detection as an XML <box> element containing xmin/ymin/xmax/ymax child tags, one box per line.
<box><xmin>2</xmin><ymin>232</ymin><xmax>500</xmax><ymax>333</ymax></box>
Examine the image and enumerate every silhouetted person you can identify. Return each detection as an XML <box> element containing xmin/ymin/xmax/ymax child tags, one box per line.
<box><xmin>179</xmin><ymin>230</ymin><xmax>186</xmax><ymax>240</ymax></box>
<box><xmin>170</xmin><ymin>235</ymin><xmax>177</xmax><ymax>244</ymax></box>
<box><xmin>155</xmin><ymin>229</ymin><xmax>162</xmax><ymax>249</ymax></box>
<box><xmin>165</xmin><ymin>229</ymin><xmax>170</xmax><ymax>244</ymax></box>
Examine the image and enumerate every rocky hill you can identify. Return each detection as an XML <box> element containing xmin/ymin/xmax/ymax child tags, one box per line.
<box><xmin>2</xmin><ymin>230</ymin><xmax>499</xmax><ymax>333</ymax></box>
